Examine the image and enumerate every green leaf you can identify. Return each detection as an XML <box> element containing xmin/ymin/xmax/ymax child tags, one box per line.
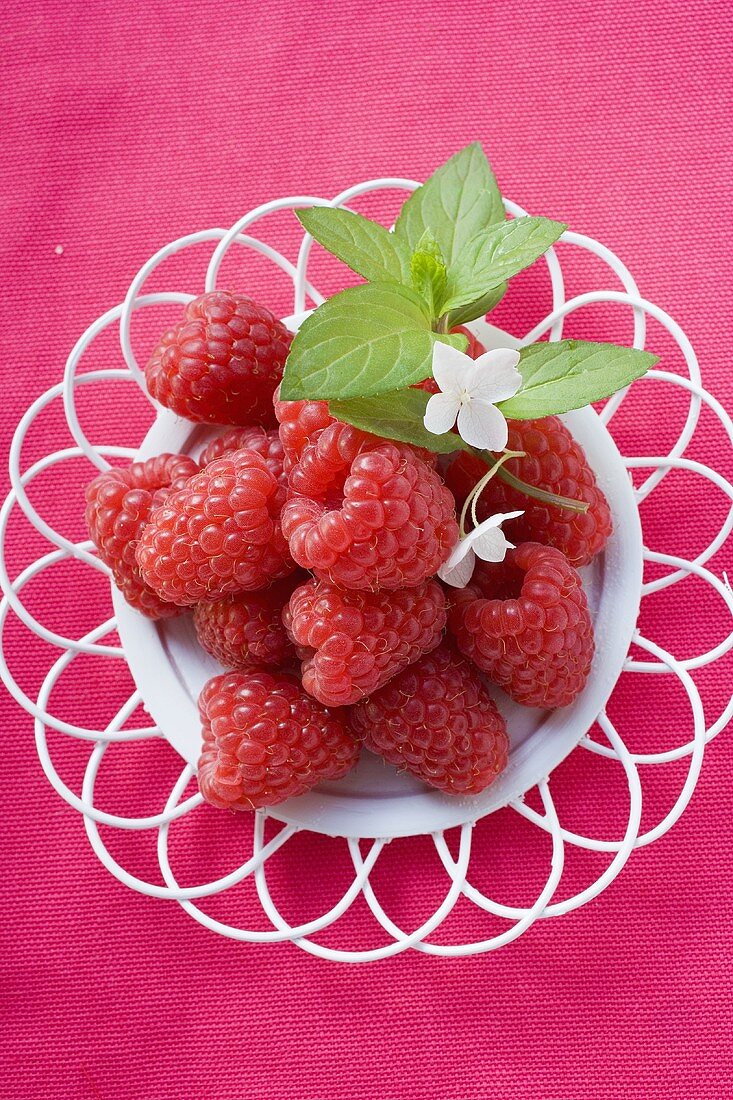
<box><xmin>412</xmin><ymin>229</ymin><xmax>445</xmax><ymax>262</ymax></box>
<box><xmin>279</xmin><ymin>283</ymin><xmax>467</xmax><ymax>401</ymax></box>
<box><xmin>394</xmin><ymin>143</ymin><xmax>504</xmax><ymax>266</ymax></box>
<box><xmin>498</xmin><ymin>340</ymin><xmax>658</xmax><ymax>419</ymax></box>
<box><xmin>410</xmin><ymin>233</ymin><xmax>448</xmax><ymax>318</ymax></box>
<box><xmin>446</xmin><ymin>282</ymin><xmax>507</xmax><ymax>327</ymax></box>
<box><xmin>295</xmin><ymin>206</ymin><xmax>412</xmax><ymax>285</ymax></box>
<box><xmin>329</xmin><ymin>389</ymin><xmax>473</xmax><ymax>455</ymax></box>
<box><xmin>441</xmin><ymin>216</ymin><xmax>566</xmax><ymax>314</ymax></box>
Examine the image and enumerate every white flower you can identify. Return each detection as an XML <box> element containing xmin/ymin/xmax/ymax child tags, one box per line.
<box><xmin>438</xmin><ymin>510</ymin><xmax>524</xmax><ymax>588</ymax></box>
<box><xmin>423</xmin><ymin>343</ymin><xmax>523</xmax><ymax>450</ymax></box>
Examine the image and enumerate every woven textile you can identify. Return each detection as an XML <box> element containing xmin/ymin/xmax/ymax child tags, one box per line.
<box><xmin>1</xmin><ymin>2</ymin><xmax>731</xmax><ymax>1097</ymax></box>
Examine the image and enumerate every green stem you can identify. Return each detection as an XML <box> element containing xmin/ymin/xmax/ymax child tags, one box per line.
<box><xmin>477</xmin><ymin>450</ymin><xmax>590</xmax><ymax>515</ymax></box>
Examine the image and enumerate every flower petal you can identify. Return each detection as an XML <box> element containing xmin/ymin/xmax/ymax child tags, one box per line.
<box><xmin>471</xmin><ymin>526</ymin><xmax>514</xmax><ymax>563</ymax></box>
<box><xmin>463</xmin><ymin>509</ymin><xmax>525</xmax><ymax>546</ymax></box>
<box><xmin>457</xmin><ymin>398</ymin><xmax>509</xmax><ymax>450</ymax></box>
<box><xmin>424</xmin><ymin>391</ymin><xmax>460</xmax><ymax>436</ymax></box>
<box><xmin>465</xmin><ymin>348</ymin><xmax>523</xmax><ymax>403</ymax></box>
<box><xmin>438</xmin><ymin>545</ymin><xmax>476</xmax><ymax>588</ymax></box>
<box><xmin>431</xmin><ymin>342</ymin><xmax>475</xmax><ymax>396</ymax></box>
<box><xmin>441</xmin><ymin>533</ymin><xmax>474</xmax><ymax>566</ymax></box>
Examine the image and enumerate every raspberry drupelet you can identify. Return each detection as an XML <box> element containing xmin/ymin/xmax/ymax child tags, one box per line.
<box><xmin>85</xmin><ymin>452</ymin><xmax>199</xmax><ymax>619</ymax></box>
<box><xmin>198</xmin><ymin>426</ymin><xmax>286</xmax><ymax>481</ymax></box>
<box><xmin>283</xmin><ymin>577</ymin><xmax>447</xmax><ymax>706</ymax></box>
<box><xmin>197</xmin><ymin>670</ymin><xmax>360</xmax><ymax>811</ymax></box>
<box><xmin>281</xmin><ymin>439</ymin><xmax>458</xmax><ymax>591</ymax></box>
<box><xmin>273</xmin><ymin>387</ymin><xmax>335</xmax><ymax>473</ymax></box>
<box><xmin>145</xmin><ymin>291</ymin><xmax>292</xmax><ymax>428</ymax></box>
<box><xmin>273</xmin><ymin>388</ymin><xmax>438</xmax><ymax>481</ymax></box>
<box><xmin>445</xmin><ymin>416</ymin><xmax>612</xmax><ymax>568</ymax></box>
<box><xmin>136</xmin><ymin>449</ymin><xmax>294</xmax><ymax>606</ymax></box>
<box><xmin>351</xmin><ymin>643</ymin><xmax>509</xmax><ymax>795</ymax></box>
<box><xmin>194</xmin><ymin>575</ymin><xmax>302</xmax><ymax>670</ymax></box>
<box><xmin>448</xmin><ymin>542</ymin><xmax>594</xmax><ymax>709</ymax></box>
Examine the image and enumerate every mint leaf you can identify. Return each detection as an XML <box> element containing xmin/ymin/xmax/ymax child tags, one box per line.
<box><xmin>410</xmin><ymin>233</ymin><xmax>448</xmax><ymax>319</ymax></box>
<box><xmin>395</xmin><ymin>143</ymin><xmax>504</xmax><ymax>266</ymax></box>
<box><xmin>441</xmin><ymin>216</ymin><xmax>566</xmax><ymax>314</ymax></box>
<box><xmin>295</xmin><ymin>207</ymin><xmax>411</xmax><ymax>285</ymax></box>
<box><xmin>329</xmin><ymin>389</ymin><xmax>473</xmax><ymax>455</ymax></box>
<box><xmin>498</xmin><ymin>340</ymin><xmax>658</xmax><ymax>419</ymax></box>
<box><xmin>446</xmin><ymin>283</ymin><xmax>507</xmax><ymax>327</ymax></box>
<box><xmin>279</xmin><ymin>283</ymin><xmax>467</xmax><ymax>401</ymax></box>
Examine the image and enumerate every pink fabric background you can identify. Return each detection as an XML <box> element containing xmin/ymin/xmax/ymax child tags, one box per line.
<box><xmin>2</xmin><ymin>1</ymin><xmax>732</xmax><ymax>1097</ymax></box>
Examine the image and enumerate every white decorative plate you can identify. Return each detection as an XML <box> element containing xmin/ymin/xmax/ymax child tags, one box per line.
<box><xmin>2</xmin><ymin>177</ymin><xmax>731</xmax><ymax>959</ymax></box>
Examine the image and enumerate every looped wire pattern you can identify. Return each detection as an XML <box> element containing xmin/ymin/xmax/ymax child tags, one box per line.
<box><xmin>1</xmin><ymin>180</ymin><xmax>731</xmax><ymax>960</ymax></box>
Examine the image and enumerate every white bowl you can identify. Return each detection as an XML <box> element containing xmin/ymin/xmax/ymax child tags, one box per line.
<box><xmin>114</xmin><ymin>319</ymin><xmax>643</xmax><ymax>839</ymax></box>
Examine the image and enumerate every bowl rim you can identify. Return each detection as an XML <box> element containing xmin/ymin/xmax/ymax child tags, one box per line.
<box><xmin>114</xmin><ymin>318</ymin><xmax>644</xmax><ymax>839</ymax></box>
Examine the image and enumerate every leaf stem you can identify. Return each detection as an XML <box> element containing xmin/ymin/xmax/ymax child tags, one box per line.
<box><xmin>477</xmin><ymin>450</ymin><xmax>590</xmax><ymax>515</ymax></box>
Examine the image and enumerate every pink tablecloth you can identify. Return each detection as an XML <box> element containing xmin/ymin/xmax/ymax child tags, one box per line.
<box><xmin>2</xmin><ymin>2</ymin><xmax>732</xmax><ymax>1097</ymax></box>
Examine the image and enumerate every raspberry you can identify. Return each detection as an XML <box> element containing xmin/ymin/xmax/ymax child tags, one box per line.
<box><xmin>415</xmin><ymin>325</ymin><xmax>486</xmax><ymax>394</ymax></box>
<box><xmin>350</xmin><ymin>643</ymin><xmax>508</xmax><ymax>795</ymax></box>
<box><xmin>145</xmin><ymin>291</ymin><xmax>292</xmax><ymax>427</ymax></box>
<box><xmin>136</xmin><ymin>449</ymin><xmax>294</xmax><ymax>606</ymax></box>
<box><xmin>448</xmin><ymin>542</ymin><xmax>594</xmax><ymax>709</ymax></box>
<box><xmin>273</xmin><ymin>387</ymin><xmax>335</xmax><ymax>472</ymax></box>
<box><xmin>273</xmin><ymin>387</ymin><xmax>438</xmax><ymax>480</ymax></box>
<box><xmin>287</xmin><ymin>419</ymin><xmax>391</xmax><ymax>500</ymax></box>
<box><xmin>85</xmin><ymin>453</ymin><xmax>198</xmax><ymax>618</ymax></box>
<box><xmin>199</xmin><ymin>426</ymin><xmax>285</xmax><ymax>482</ymax></box>
<box><xmin>197</xmin><ymin>670</ymin><xmax>360</xmax><ymax>810</ymax></box>
<box><xmin>283</xmin><ymin>577</ymin><xmax>447</xmax><ymax>706</ymax></box>
<box><xmin>194</xmin><ymin>576</ymin><xmax>300</xmax><ymax>670</ymax></box>
<box><xmin>445</xmin><ymin>416</ymin><xmax>612</xmax><ymax>568</ymax></box>
<box><xmin>281</xmin><ymin>441</ymin><xmax>458</xmax><ymax>591</ymax></box>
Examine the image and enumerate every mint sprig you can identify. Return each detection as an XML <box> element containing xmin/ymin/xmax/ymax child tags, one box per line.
<box><xmin>441</xmin><ymin>216</ymin><xmax>566</xmax><ymax>316</ymax></box>
<box><xmin>498</xmin><ymin>340</ymin><xmax>657</xmax><ymax>419</ymax></box>
<box><xmin>295</xmin><ymin>206</ymin><xmax>411</xmax><ymax>285</ymax></box>
<box><xmin>327</xmin><ymin>340</ymin><xmax>657</xmax><ymax>452</ymax></box>
<box><xmin>445</xmin><ymin>284</ymin><xmax>507</xmax><ymax>329</ymax></box>
<box><xmin>279</xmin><ymin>143</ymin><xmax>656</xmax><ymax>463</ymax></box>
<box><xmin>410</xmin><ymin>232</ymin><xmax>448</xmax><ymax>319</ymax></box>
<box><xmin>289</xmin><ymin>145</ymin><xmax>561</xmax><ymax>342</ymax></box>
<box><xmin>394</xmin><ymin>142</ymin><xmax>505</xmax><ymax>263</ymax></box>
<box><xmin>279</xmin><ymin>283</ymin><xmax>466</xmax><ymax>401</ymax></box>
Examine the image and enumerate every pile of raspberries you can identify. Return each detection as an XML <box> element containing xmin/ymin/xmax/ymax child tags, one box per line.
<box><xmin>85</xmin><ymin>291</ymin><xmax>611</xmax><ymax>812</ymax></box>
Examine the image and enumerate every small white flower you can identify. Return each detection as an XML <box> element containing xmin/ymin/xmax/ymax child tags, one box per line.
<box><xmin>438</xmin><ymin>510</ymin><xmax>524</xmax><ymax>588</ymax></box>
<box><xmin>423</xmin><ymin>343</ymin><xmax>523</xmax><ymax>450</ymax></box>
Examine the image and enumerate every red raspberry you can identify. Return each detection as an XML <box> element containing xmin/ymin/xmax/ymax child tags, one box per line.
<box><xmin>136</xmin><ymin>449</ymin><xmax>294</xmax><ymax>606</ymax></box>
<box><xmin>85</xmin><ymin>453</ymin><xmax>198</xmax><ymax>618</ymax></box>
<box><xmin>448</xmin><ymin>542</ymin><xmax>594</xmax><ymax>709</ymax></box>
<box><xmin>273</xmin><ymin>387</ymin><xmax>335</xmax><ymax>472</ymax></box>
<box><xmin>281</xmin><ymin>441</ymin><xmax>458</xmax><ymax>591</ymax></box>
<box><xmin>350</xmin><ymin>643</ymin><xmax>508</xmax><ymax>795</ymax></box>
<box><xmin>198</xmin><ymin>426</ymin><xmax>285</xmax><ymax>482</ymax></box>
<box><xmin>197</xmin><ymin>670</ymin><xmax>360</xmax><ymax>811</ymax></box>
<box><xmin>273</xmin><ymin>387</ymin><xmax>438</xmax><ymax>480</ymax></box>
<box><xmin>194</xmin><ymin>576</ymin><xmax>300</xmax><ymax>670</ymax></box>
<box><xmin>415</xmin><ymin>326</ymin><xmax>485</xmax><ymax>395</ymax></box>
<box><xmin>286</xmin><ymin>419</ymin><xmax>390</xmax><ymax>501</ymax></box>
<box><xmin>445</xmin><ymin>416</ymin><xmax>613</xmax><ymax>568</ymax></box>
<box><xmin>145</xmin><ymin>291</ymin><xmax>292</xmax><ymax>428</ymax></box>
<box><xmin>283</xmin><ymin>577</ymin><xmax>447</xmax><ymax>706</ymax></box>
